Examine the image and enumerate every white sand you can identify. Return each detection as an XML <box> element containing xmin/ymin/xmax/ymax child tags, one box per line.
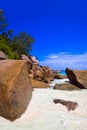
<box><xmin>0</xmin><ymin>87</ymin><xmax>87</xmax><ymax>130</ymax></box>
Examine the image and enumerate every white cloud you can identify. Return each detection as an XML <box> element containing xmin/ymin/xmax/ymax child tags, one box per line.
<box><xmin>39</xmin><ymin>52</ymin><xmax>87</xmax><ymax>70</ymax></box>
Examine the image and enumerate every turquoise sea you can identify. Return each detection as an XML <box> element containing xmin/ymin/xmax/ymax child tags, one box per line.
<box><xmin>58</xmin><ymin>70</ymin><xmax>66</xmax><ymax>76</ymax></box>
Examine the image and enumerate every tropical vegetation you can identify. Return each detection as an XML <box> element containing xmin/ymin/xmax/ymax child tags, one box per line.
<box><xmin>0</xmin><ymin>9</ymin><xmax>34</xmax><ymax>59</ymax></box>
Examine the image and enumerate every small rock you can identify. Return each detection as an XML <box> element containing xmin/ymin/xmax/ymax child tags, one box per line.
<box><xmin>53</xmin><ymin>99</ymin><xmax>78</xmax><ymax>111</ymax></box>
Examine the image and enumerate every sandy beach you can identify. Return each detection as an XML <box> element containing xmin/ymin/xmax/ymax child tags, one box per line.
<box><xmin>0</xmin><ymin>86</ymin><xmax>87</xmax><ymax>130</ymax></box>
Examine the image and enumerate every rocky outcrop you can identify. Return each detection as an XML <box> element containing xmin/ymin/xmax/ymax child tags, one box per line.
<box><xmin>54</xmin><ymin>74</ymin><xmax>67</xmax><ymax>79</ymax></box>
<box><xmin>20</xmin><ymin>54</ymin><xmax>32</xmax><ymax>64</ymax></box>
<box><xmin>54</xmin><ymin>83</ymin><xmax>80</xmax><ymax>90</ymax></box>
<box><xmin>0</xmin><ymin>51</ymin><xmax>8</xmax><ymax>60</ymax></box>
<box><xmin>53</xmin><ymin>99</ymin><xmax>78</xmax><ymax>111</ymax></box>
<box><xmin>20</xmin><ymin>55</ymin><xmax>54</xmax><ymax>84</ymax></box>
<box><xmin>0</xmin><ymin>60</ymin><xmax>32</xmax><ymax>121</ymax></box>
<box><xmin>21</xmin><ymin>54</ymin><xmax>70</xmax><ymax>88</ymax></box>
<box><xmin>31</xmin><ymin>79</ymin><xmax>50</xmax><ymax>88</ymax></box>
<box><xmin>20</xmin><ymin>55</ymin><xmax>39</xmax><ymax>66</ymax></box>
<box><xmin>34</xmin><ymin>66</ymin><xmax>54</xmax><ymax>83</ymax></box>
<box><xmin>33</xmin><ymin>69</ymin><xmax>44</xmax><ymax>81</ymax></box>
<box><xmin>30</xmin><ymin>55</ymin><xmax>39</xmax><ymax>65</ymax></box>
<box><xmin>66</xmin><ymin>68</ymin><xmax>87</xmax><ymax>89</ymax></box>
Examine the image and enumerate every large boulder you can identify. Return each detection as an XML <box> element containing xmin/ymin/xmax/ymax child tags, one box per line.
<box><xmin>0</xmin><ymin>60</ymin><xmax>32</xmax><ymax>121</ymax></box>
<box><xmin>31</xmin><ymin>79</ymin><xmax>50</xmax><ymax>88</ymax></box>
<box><xmin>33</xmin><ymin>66</ymin><xmax>54</xmax><ymax>83</ymax></box>
<box><xmin>54</xmin><ymin>83</ymin><xmax>80</xmax><ymax>90</ymax></box>
<box><xmin>66</xmin><ymin>68</ymin><xmax>87</xmax><ymax>89</ymax></box>
<box><xmin>33</xmin><ymin>69</ymin><xmax>44</xmax><ymax>81</ymax></box>
<box><xmin>41</xmin><ymin>66</ymin><xmax>54</xmax><ymax>83</ymax></box>
<box><xmin>0</xmin><ymin>51</ymin><xmax>8</xmax><ymax>60</ymax></box>
<box><xmin>42</xmin><ymin>66</ymin><xmax>52</xmax><ymax>77</ymax></box>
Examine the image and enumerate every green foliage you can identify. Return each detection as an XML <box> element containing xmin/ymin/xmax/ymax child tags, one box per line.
<box><xmin>0</xmin><ymin>9</ymin><xmax>34</xmax><ymax>59</ymax></box>
<box><xmin>0</xmin><ymin>35</ymin><xmax>19</xmax><ymax>59</ymax></box>
<box><xmin>11</xmin><ymin>32</ymin><xmax>34</xmax><ymax>56</ymax></box>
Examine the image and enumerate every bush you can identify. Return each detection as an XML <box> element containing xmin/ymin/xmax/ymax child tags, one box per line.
<box><xmin>0</xmin><ymin>35</ymin><xmax>19</xmax><ymax>59</ymax></box>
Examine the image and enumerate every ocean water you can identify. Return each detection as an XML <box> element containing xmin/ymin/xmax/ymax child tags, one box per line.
<box><xmin>0</xmin><ymin>79</ymin><xmax>87</xmax><ymax>130</ymax></box>
<box><xmin>58</xmin><ymin>70</ymin><xmax>66</xmax><ymax>76</ymax></box>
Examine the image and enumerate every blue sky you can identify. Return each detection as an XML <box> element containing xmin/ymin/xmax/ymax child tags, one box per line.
<box><xmin>1</xmin><ymin>0</ymin><xmax>87</xmax><ymax>69</ymax></box>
